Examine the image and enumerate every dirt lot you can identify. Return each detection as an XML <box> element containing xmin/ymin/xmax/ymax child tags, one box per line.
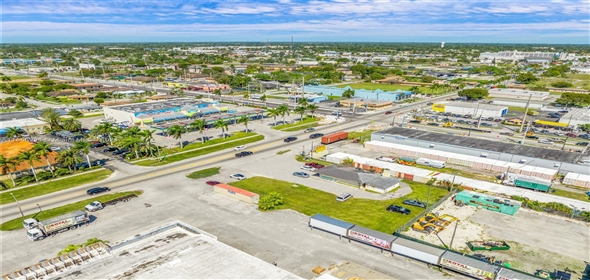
<box><xmin>403</xmin><ymin>199</ymin><xmax>590</xmax><ymax>275</ymax></box>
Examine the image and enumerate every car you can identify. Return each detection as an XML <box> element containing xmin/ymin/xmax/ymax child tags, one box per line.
<box><xmin>376</xmin><ymin>156</ymin><xmax>396</xmax><ymax>163</ymax></box>
<box><xmin>566</xmin><ymin>133</ymin><xmax>577</xmax><ymax>138</ymax></box>
<box><xmin>103</xmin><ymin>147</ymin><xmax>118</xmax><ymax>152</ymax></box>
<box><xmin>305</xmin><ymin>162</ymin><xmax>325</xmax><ymax>169</ymax></box>
<box><xmin>234</xmin><ymin>145</ymin><xmax>247</xmax><ymax>151</ymax></box>
<box><xmin>554</xmin><ymin>132</ymin><xmax>565</xmax><ymax>136</ymax></box>
<box><xmin>284</xmin><ymin>136</ymin><xmax>297</xmax><ymax>142</ymax></box>
<box><xmin>235</xmin><ymin>151</ymin><xmax>253</xmax><ymax>158</ymax></box>
<box><xmin>206</xmin><ymin>181</ymin><xmax>221</xmax><ymax>186</ymax></box>
<box><xmin>293</xmin><ymin>172</ymin><xmax>310</xmax><ymax>178</ymax></box>
<box><xmin>304</xmin><ymin>127</ymin><xmax>316</xmax><ymax>133</ymax></box>
<box><xmin>526</xmin><ymin>135</ymin><xmax>539</xmax><ymax>139</ymax></box>
<box><xmin>494</xmin><ymin>118</ymin><xmax>503</xmax><ymax>122</ymax></box>
<box><xmin>408</xmin><ymin>120</ymin><xmax>420</xmax><ymax>124</ymax></box>
<box><xmin>426</xmin><ymin>122</ymin><xmax>439</xmax><ymax>126</ymax></box>
<box><xmin>385</xmin><ymin>111</ymin><xmax>393</xmax><ymax>115</ymax></box>
<box><xmin>331</xmin><ymin>111</ymin><xmax>342</xmax><ymax>116</ymax></box>
<box><xmin>386</xmin><ymin>205</ymin><xmax>411</xmax><ymax>215</ymax></box>
<box><xmin>75</xmin><ymin>162</ymin><xmax>90</xmax><ymax>169</ymax></box>
<box><xmin>539</xmin><ymin>140</ymin><xmax>553</xmax><ymax>144</ymax></box>
<box><xmin>575</xmin><ymin>142</ymin><xmax>589</xmax><ymax>146</ymax></box>
<box><xmin>309</xmin><ymin>133</ymin><xmax>324</xmax><ymax>139</ymax></box>
<box><xmin>403</xmin><ymin>199</ymin><xmax>427</xmax><ymax>208</ymax></box>
<box><xmin>91</xmin><ymin>142</ymin><xmax>107</xmax><ymax>148</ymax></box>
<box><xmin>86</xmin><ymin>187</ymin><xmax>110</xmax><ymax>195</ymax></box>
<box><xmin>336</xmin><ymin>193</ymin><xmax>353</xmax><ymax>202</ymax></box>
<box><xmin>541</xmin><ymin>130</ymin><xmax>551</xmax><ymax>134</ymax></box>
<box><xmin>580</xmin><ymin>134</ymin><xmax>590</xmax><ymax>139</ymax></box>
<box><xmin>50</xmin><ymin>146</ymin><xmax>62</xmax><ymax>151</ymax></box>
<box><xmin>499</xmin><ymin>132</ymin><xmax>514</xmax><ymax>136</ymax></box>
<box><xmin>426</xmin><ymin>102</ymin><xmax>433</xmax><ymax>106</ymax></box>
<box><xmin>113</xmin><ymin>148</ymin><xmax>129</xmax><ymax>155</ymax></box>
<box><xmin>301</xmin><ymin>165</ymin><xmax>317</xmax><ymax>171</ymax></box>
<box><xmin>229</xmin><ymin>174</ymin><xmax>246</xmax><ymax>180</ymax></box>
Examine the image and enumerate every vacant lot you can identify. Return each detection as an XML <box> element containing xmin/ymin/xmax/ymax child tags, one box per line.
<box><xmin>231</xmin><ymin>177</ymin><xmax>448</xmax><ymax>233</ymax></box>
<box><xmin>337</xmin><ymin>83</ymin><xmax>413</xmax><ymax>91</ymax></box>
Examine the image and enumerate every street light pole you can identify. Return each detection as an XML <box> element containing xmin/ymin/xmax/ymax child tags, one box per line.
<box><xmin>11</xmin><ymin>193</ymin><xmax>25</xmax><ymax>219</ymax></box>
<box><xmin>449</xmin><ymin>220</ymin><xmax>460</xmax><ymax>249</ymax></box>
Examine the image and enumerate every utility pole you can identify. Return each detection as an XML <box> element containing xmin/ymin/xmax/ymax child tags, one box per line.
<box><xmin>449</xmin><ymin>220</ymin><xmax>460</xmax><ymax>249</ymax></box>
<box><xmin>519</xmin><ymin>94</ymin><xmax>533</xmax><ymax>134</ymax></box>
<box><xmin>561</xmin><ymin>114</ymin><xmax>574</xmax><ymax>150</ymax></box>
<box><xmin>11</xmin><ymin>193</ymin><xmax>25</xmax><ymax>219</ymax></box>
<box><xmin>520</xmin><ymin>121</ymin><xmax>531</xmax><ymax>145</ymax></box>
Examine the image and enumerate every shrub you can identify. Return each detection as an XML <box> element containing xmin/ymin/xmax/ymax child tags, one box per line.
<box><xmin>55</xmin><ymin>168</ymin><xmax>71</xmax><ymax>177</ymax></box>
<box><xmin>16</xmin><ymin>175</ymin><xmax>35</xmax><ymax>185</ymax></box>
<box><xmin>37</xmin><ymin>171</ymin><xmax>53</xmax><ymax>181</ymax></box>
<box><xmin>258</xmin><ymin>192</ymin><xmax>284</xmax><ymax>211</ymax></box>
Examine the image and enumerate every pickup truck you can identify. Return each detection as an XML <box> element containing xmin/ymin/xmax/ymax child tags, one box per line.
<box><xmin>85</xmin><ymin>194</ymin><xmax>138</xmax><ymax>212</ymax></box>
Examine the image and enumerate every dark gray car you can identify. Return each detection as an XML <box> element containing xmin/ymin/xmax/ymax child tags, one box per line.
<box><xmin>403</xmin><ymin>199</ymin><xmax>427</xmax><ymax>208</ymax></box>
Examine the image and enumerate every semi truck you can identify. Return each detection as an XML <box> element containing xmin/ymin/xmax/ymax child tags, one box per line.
<box><xmin>24</xmin><ymin>210</ymin><xmax>89</xmax><ymax>241</ymax></box>
<box><xmin>85</xmin><ymin>193</ymin><xmax>138</xmax><ymax>212</ymax></box>
<box><xmin>321</xmin><ymin>131</ymin><xmax>348</xmax><ymax>145</ymax></box>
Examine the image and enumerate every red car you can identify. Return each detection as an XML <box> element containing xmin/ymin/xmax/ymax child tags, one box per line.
<box><xmin>206</xmin><ymin>181</ymin><xmax>221</xmax><ymax>186</ymax></box>
<box><xmin>385</xmin><ymin>111</ymin><xmax>393</xmax><ymax>115</ymax></box>
<box><xmin>566</xmin><ymin>133</ymin><xmax>577</xmax><ymax>138</ymax></box>
<box><xmin>305</xmin><ymin>162</ymin><xmax>325</xmax><ymax>169</ymax></box>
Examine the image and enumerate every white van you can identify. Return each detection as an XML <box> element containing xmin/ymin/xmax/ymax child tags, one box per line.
<box><xmin>416</xmin><ymin>158</ymin><xmax>446</xmax><ymax>168</ymax></box>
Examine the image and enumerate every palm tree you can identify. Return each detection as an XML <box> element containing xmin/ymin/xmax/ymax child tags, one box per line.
<box><xmin>298</xmin><ymin>97</ymin><xmax>308</xmax><ymax>107</ymax></box>
<box><xmin>214</xmin><ymin>119</ymin><xmax>229</xmax><ymax>138</ymax></box>
<box><xmin>230</xmin><ymin>90</ymin><xmax>235</xmax><ymax>103</ymax></box>
<box><xmin>61</xmin><ymin>118</ymin><xmax>82</xmax><ymax>132</ymax></box>
<box><xmin>56</xmin><ymin>148</ymin><xmax>82</xmax><ymax>172</ymax></box>
<box><xmin>237</xmin><ymin>116</ymin><xmax>250</xmax><ymax>135</ymax></box>
<box><xmin>16</xmin><ymin>151</ymin><xmax>40</xmax><ymax>182</ymax></box>
<box><xmin>5</xmin><ymin>127</ymin><xmax>24</xmax><ymax>138</ymax></box>
<box><xmin>168</xmin><ymin>125</ymin><xmax>187</xmax><ymax>148</ymax></box>
<box><xmin>120</xmin><ymin>136</ymin><xmax>143</xmax><ymax>159</ymax></box>
<box><xmin>213</xmin><ymin>89</ymin><xmax>222</xmax><ymax>101</ymax></box>
<box><xmin>73</xmin><ymin>141</ymin><xmax>92</xmax><ymax>168</ymax></box>
<box><xmin>33</xmin><ymin>142</ymin><xmax>55</xmax><ymax>176</ymax></box>
<box><xmin>266</xmin><ymin>108</ymin><xmax>280</xmax><ymax>125</ymax></box>
<box><xmin>277</xmin><ymin>104</ymin><xmax>290</xmax><ymax>123</ymax></box>
<box><xmin>1</xmin><ymin>76</ymin><xmax>11</xmax><ymax>82</ymax></box>
<box><xmin>40</xmin><ymin>108</ymin><xmax>62</xmax><ymax>130</ymax></box>
<box><xmin>243</xmin><ymin>92</ymin><xmax>250</xmax><ymax>100</ymax></box>
<box><xmin>260</xmin><ymin>94</ymin><xmax>267</xmax><ymax>107</ymax></box>
<box><xmin>0</xmin><ymin>155</ymin><xmax>16</xmax><ymax>187</ymax></box>
<box><xmin>93</xmin><ymin>122</ymin><xmax>116</xmax><ymax>145</ymax></box>
<box><xmin>294</xmin><ymin>106</ymin><xmax>306</xmax><ymax>120</ymax></box>
<box><xmin>190</xmin><ymin>119</ymin><xmax>207</xmax><ymax>143</ymax></box>
<box><xmin>307</xmin><ymin>104</ymin><xmax>319</xmax><ymax>118</ymax></box>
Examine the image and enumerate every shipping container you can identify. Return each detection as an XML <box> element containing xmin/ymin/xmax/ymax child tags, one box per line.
<box><xmin>495</xmin><ymin>267</ymin><xmax>539</xmax><ymax>280</ymax></box>
<box><xmin>440</xmin><ymin>251</ymin><xmax>498</xmax><ymax>280</ymax></box>
<box><xmin>514</xmin><ymin>178</ymin><xmax>551</xmax><ymax>192</ymax></box>
<box><xmin>214</xmin><ymin>184</ymin><xmax>260</xmax><ymax>204</ymax></box>
<box><xmin>347</xmin><ymin>225</ymin><xmax>397</xmax><ymax>250</ymax></box>
<box><xmin>391</xmin><ymin>237</ymin><xmax>445</xmax><ymax>265</ymax></box>
<box><xmin>309</xmin><ymin>214</ymin><xmax>354</xmax><ymax>237</ymax></box>
<box><xmin>321</xmin><ymin>132</ymin><xmax>348</xmax><ymax>144</ymax></box>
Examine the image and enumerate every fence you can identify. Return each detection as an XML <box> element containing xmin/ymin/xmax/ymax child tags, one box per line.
<box><xmin>395</xmin><ymin>189</ymin><xmax>457</xmax><ymax>234</ymax></box>
<box><xmin>108</xmin><ymin>221</ymin><xmax>217</xmax><ymax>252</ymax></box>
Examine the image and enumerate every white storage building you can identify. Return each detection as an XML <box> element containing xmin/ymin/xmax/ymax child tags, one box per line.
<box><xmin>558</xmin><ymin>108</ymin><xmax>590</xmax><ymax>127</ymax></box>
<box><xmin>488</xmin><ymin>88</ymin><xmax>549</xmax><ymax>101</ymax></box>
<box><xmin>491</xmin><ymin>98</ymin><xmax>546</xmax><ymax>109</ymax></box>
<box><xmin>431</xmin><ymin>102</ymin><xmax>508</xmax><ymax>118</ymax></box>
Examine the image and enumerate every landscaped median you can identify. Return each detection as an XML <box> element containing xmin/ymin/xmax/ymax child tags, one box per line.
<box><xmin>0</xmin><ymin>190</ymin><xmax>143</xmax><ymax>231</ymax></box>
<box><xmin>272</xmin><ymin>116</ymin><xmax>319</xmax><ymax>131</ymax></box>
<box><xmin>231</xmin><ymin>176</ymin><xmax>448</xmax><ymax>233</ymax></box>
<box><xmin>133</xmin><ymin>132</ymin><xmax>264</xmax><ymax>167</ymax></box>
<box><xmin>0</xmin><ymin>168</ymin><xmax>113</xmax><ymax>206</ymax></box>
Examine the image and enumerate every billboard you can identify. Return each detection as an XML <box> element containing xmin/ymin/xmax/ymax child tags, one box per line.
<box><xmin>440</xmin><ymin>257</ymin><xmax>495</xmax><ymax>280</ymax></box>
<box><xmin>432</xmin><ymin>104</ymin><xmax>446</xmax><ymax>112</ymax></box>
<box><xmin>348</xmin><ymin>229</ymin><xmax>391</xmax><ymax>250</ymax></box>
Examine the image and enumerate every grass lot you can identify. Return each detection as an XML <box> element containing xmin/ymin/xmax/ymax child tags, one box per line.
<box><xmin>36</xmin><ymin>95</ymin><xmax>81</xmax><ymax>105</ymax></box>
<box><xmin>0</xmin><ymin>169</ymin><xmax>113</xmax><ymax>206</ymax></box>
<box><xmin>295</xmin><ymin>155</ymin><xmax>333</xmax><ymax>166</ymax></box>
<box><xmin>282</xmin><ymin>122</ymin><xmax>318</xmax><ymax>132</ymax></box>
<box><xmin>136</xmin><ymin>134</ymin><xmax>264</xmax><ymax>166</ymax></box>
<box><xmin>327</xmin><ymin>96</ymin><xmax>343</xmax><ymax>100</ymax></box>
<box><xmin>231</xmin><ymin>177</ymin><xmax>449</xmax><ymax>233</ymax></box>
<box><xmin>550</xmin><ymin>188</ymin><xmax>590</xmax><ymax>202</ymax></box>
<box><xmin>272</xmin><ymin>116</ymin><xmax>319</xmax><ymax>131</ymax></box>
<box><xmin>7</xmin><ymin>76</ymin><xmax>32</xmax><ymax>80</ymax></box>
<box><xmin>0</xmin><ymin>191</ymin><xmax>143</xmax><ymax>231</ymax></box>
<box><xmin>508</xmin><ymin>106</ymin><xmax>538</xmax><ymax>113</ymax></box>
<box><xmin>164</xmin><ymin>131</ymin><xmax>254</xmax><ymax>152</ymax></box>
<box><xmin>337</xmin><ymin>83</ymin><xmax>413</xmax><ymax>91</ymax></box>
<box><xmin>347</xmin><ymin>129</ymin><xmax>376</xmax><ymax>140</ymax></box>
<box><xmin>186</xmin><ymin>167</ymin><xmax>221</xmax><ymax>179</ymax></box>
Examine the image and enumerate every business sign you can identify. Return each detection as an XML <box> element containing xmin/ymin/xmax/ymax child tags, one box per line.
<box><xmin>44</xmin><ymin>217</ymin><xmax>76</xmax><ymax>232</ymax></box>
<box><xmin>348</xmin><ymin>229</ymin><xmax>391</xmax><ymax>250</ymax></box>
<box><xmin>432</xmin><ymin>104</ymin><xmax>446</xmax><ymax>112</ymax></box>
<box><xmin>440</xmin><ymin>258</ymin><xmax>495</xmax><ymax>280</ymax></box>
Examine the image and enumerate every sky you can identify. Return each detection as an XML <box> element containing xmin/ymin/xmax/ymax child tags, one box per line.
<box><xmin>1</xmin><ymin>0</ymin><xmax>589</xmax><ymax>44</ymax></box>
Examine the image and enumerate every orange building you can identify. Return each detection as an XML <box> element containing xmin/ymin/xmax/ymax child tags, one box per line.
<box><xmin>0</xmin><ymin>140</ymin><xmax>58</xmax><ymax>179</ymax></box>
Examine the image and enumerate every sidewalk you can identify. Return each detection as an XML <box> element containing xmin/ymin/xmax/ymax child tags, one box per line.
<box><xmin>0</xmin><ymin>167</ymin><xmax>108</xmax><ymax>193</ymax></box>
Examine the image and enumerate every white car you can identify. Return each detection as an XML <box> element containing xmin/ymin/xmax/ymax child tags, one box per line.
<box><xmin>301</xmin><ymin>165</ymin><xmax>317</xmax><ymax>172</ymax></box>
<box><xmin>336</xmin><ymin>193</ymin><xmax>353</xmax><ymax>202</ymax></box>
<box><xmin>234</xmin><ymin>145</ymin><xmax>247</xmax><ymax>151</ymax></box>
<box><xmin>51</xmin><ymin>146</ymin><xmax>62</xmax><ymax>151</ymax></box>
<box><xmin>376</xmin><ymin>156</ymin><xmax>396</xmax><ymax>163</ymax></box>
<box><xmin>538</xmin><ymin>140</ymin><xmax>553</xmax><ymax>144</ymax></box>
<box><xmin>229</xmin><ymin>174</ymin><xmax>246</xmax><ymax>180</ymax></box>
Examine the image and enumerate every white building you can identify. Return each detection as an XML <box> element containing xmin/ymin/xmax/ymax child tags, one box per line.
<box><xmin>491</xmin><ymin>98</ymin><xmax>546</xmax><ymax>109</ymax></box>
<box><xmin>479</xmin><ymin>51</ymin><xmax>569</xmax><ymax>63</ymax></box>
<box><xmin>488</xmin><ymin>88</ymin><xmax>550</xmax><ymax>101</ymax></box>
<box><xmin>0</xmin><ymin>118</ymin><xmax>49</xmax><ymax>135</ymax></box>
<box><xmin>559</xmin><ymin>108</ymin><xmax>590</xmax><ymax>127</ymax></box>
<box><xmin>431</xmin><ymin>102</ymin><xmax>508</xmax><ymax>117</ymax></box>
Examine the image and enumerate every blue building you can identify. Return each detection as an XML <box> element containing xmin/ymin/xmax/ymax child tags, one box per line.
<box><xmin>302</xmin><ymin>85</ymin><xmax>414</xmax><ymax>102</ymax></box>
<box><xmin>289</xmin><ymin>94</ymin><xmax>329</xmax><ymax>103</ymax></box>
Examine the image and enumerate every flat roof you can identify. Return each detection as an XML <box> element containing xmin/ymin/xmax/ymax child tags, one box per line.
<box><xmin>437</xmin><ymin>102</ymin><xmax>507</xmax><ymax>111</ymax></box>
<box><xmin>560</xmin><ymin>108</ymin><xmax>590</xmax><ymax>123</ymax></box>
<box><xmin>393</xmin><ymin>237</ymin><xmax>445</xmax><ymax>257</ymax></box>
<box><xmin>311</xmin><ymin>214</ymin><xmax>355</xmax><ymax>230</ymax></box>
<box><xmin>488</xmin><ymin>88</ymin><xmax>549</xmax><ymax>96</ymax></box>
<box><xmin>376</xmin><ymin>127</ymin><xmax>585</xmax><ymax>163</ymax></box>
<box><xmin>0</xmin><ymin>118</ymin><xmax>48</xmax><ymax>128</ymax></box>
<box><xmin>45</xmin><ymin>222</ymin><xmax>302</xmax><ymax>279</ymax></box>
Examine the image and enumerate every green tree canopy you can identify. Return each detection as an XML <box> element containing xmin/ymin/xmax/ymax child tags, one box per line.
<box><xmin>458</xmin><ymin>88</ymin><xmax>489</xmax><ymax>100</ymax></box>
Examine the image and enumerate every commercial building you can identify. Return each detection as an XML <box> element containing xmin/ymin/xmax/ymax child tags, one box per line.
<box><xmin>339</xmin><ymin>99</ymin><xmax>393</xmax><ymax>110</ymax></box>
<box><xmin>71</xmin><ymin>83</ymin><xmax>104</xmax><ymax>93</ymax></box>
<box><xmin>301</xmin><ymin>85</ymin><xmax>414</xmax><ymax>102</ymax></box>
<box><xmin>431</xmin><ymin>102</ymin><xmax>508</xmax><ymax>118</ymax></box>
<box><xmin>558</xmin><ymin>108</ymin><xmax>590</xmax><ymax>127</ymax></box>
<box><xmin>103</xmin><ymin>98</ymin><xmax>219</xmax><ymax>124</ymax></box>
<box><xmin>491</xmin><ymin>98</ymin><xmax>546</xmax><ymax>109</ymax></box>
<box><xmin>478</xmin><ymin>51</ymin><xmax>568</xmax><ymax>63</ymax></box>
<box><xmin>0</xmin><ymin>118</ymin><xmax>49</xmax><ymax>135</ymax></box>
<box><xmin>370</xmin><ymin>127</ymin><xmax>590</xmax><ymax>175</ymax></box>
<box><xmin>3</xmin><ymin>221</ymin><xmax>301</xmax><ymax>279</ymax></box>
<box><xmin>315</xmin><ymin>165</ymin><xmax>401</xmax><ymax>193</ymax></box>
<box><xmin>289</xmin><ymin>94</ymin><xmax>329</xmax><ymax>103</ymax></box>
<box><xmin>488</xmin><ymin>88</ymin><xmax>550</xmax><ymax>101</ymax></box>
<box><xmin>213</xmin><ymin>183</ymin><xmax>260</xmax><ymax>204</ymax></box>
<box><xmin>0</xmin><ymin>140</ymin><xmax>58</xmax><ymax>180</ymax></box>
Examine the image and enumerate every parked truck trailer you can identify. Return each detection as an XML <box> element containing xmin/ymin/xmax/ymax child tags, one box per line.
<box><xmin>321</xmin><ymin>132</ymin><xmax>348</xmax><ymax>145</ymax></box>
<box><xmin>85</xmin><ymin>193</ymin><xmax>138</xmax><ymax>212</ymax></box>
<box><xmin>513</xmin><ymin>178</ymin><xmax>551</xmax><ymax>192</ymax></box>
<box><xmin>24</xmin><ymin>210</ymin><xmax>89</xmax><ymax>241</ymax></box>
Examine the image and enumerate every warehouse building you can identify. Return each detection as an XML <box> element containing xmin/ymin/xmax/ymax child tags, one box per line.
<box><xmin>339</xmin><ymin>99</ymin><xmax>393</xmax><ymax>110</ymax></box>
<box><xmin>103</xmin><ymin>98</ymin><xmax>221</xmax><ymax>124</ymax></box>
<box><xmin>370</xmin><ymin>127</ymin><xmax>590</xmax><ymax>175</ymax></box>
<box><xmin>558</xmin><ymin>108</ymin><xmax>590</xmax><ymax>127</ymax></box>
<box><xmin>301</xmin><ymin>85</ymin><xmax>414</xmax><ymax>102</ymax></box>
<box><xmin>488</xmin><ymin>88</ymin><xmax>549</xmax><ymax>101</ymax></box>
<box><xmin>431</xmin><ymin>102</ymin><xmax>508</xmax><ymax>118</ymax></box>
<box><xmin>289</xmin><ymin>94</ymin><xmax>329</xmax><ymax>103</ymax></box>
<box><xmin>491</xmin><ymin>98</ymin><xmax>546</xmax><ymax>109</ymax></box>
<box><xmin>0</xmin><ymin>118</ymin><xmax>49</xmax><ymax>135</ymax></box>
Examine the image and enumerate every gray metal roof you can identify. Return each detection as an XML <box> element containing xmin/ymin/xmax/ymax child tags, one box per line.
<box><xmin>316</xmin><ymin>166</ymin><xmax>399</xmax><ymax>190</ymax></box>
<box><xmin>310</xmin><ymin>214</ymin><xmax>354</xmax><ymax>230</ymax></box>
<box><xmin>357</xmin><ymin>173</ymin><xmax>401</xmax><ymax>190</ymax></box>
<box><xmin>316</xmin><ymin>165</ymin><xmax>363</xmax><ymax>183</ymax></box>
<box><xmin>441</xmin><ymin>251</ymin><xmax>498</xmax><ymax>272</ymax></box>
<box><xmin>496</xmin><ymin>268</ymin><xmax>539</xmax><ymax>279</ymax></box>
<box><xmin>349</xmin><ymin>225</ymin><xmax>397</xmax><ymax>244</ymax></box>
<box><xmin>376</xmin><ymin>127</ymin><xmax>585</xmax><ymax>163</ymax></box>
<box><xmin>393</xmin><ymin>237</ymin><xmax>445</xmax><ymax>257</ymax></box>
